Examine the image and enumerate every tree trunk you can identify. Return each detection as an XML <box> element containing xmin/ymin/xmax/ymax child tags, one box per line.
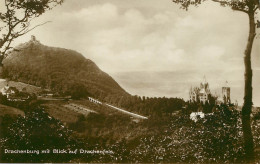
<box><xmin>241</xmin><ymin>11</ymin><xmax>256</xmax><ymax>162</ymax></box>
<box><xmin>0</xmin><ymin>66</ymin><xmax>2</xmax><ymax>79</ymax></box>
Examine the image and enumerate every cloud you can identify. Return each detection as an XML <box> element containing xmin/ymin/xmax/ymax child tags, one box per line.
<box><xmin>9</xmin><ymin>0</ymin><xmax>259</xmax><ymax>106</ymax></box>
<box><xmin>17</xmin><ymin>1</ymin><xmax>250</xmax><ymax>74</ymax></box>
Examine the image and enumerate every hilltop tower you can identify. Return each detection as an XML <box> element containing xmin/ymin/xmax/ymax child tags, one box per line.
<box><xmin>222</xmin><ymin>81</ymin><xmax>231</xmax><ymax>104</ymax></box>
<box><xmin>30</xmin><ymin>35</ymin><xmax>40</xmax><ymax>44</ymax></box>
<box><xmin>31</xmin><ymin>35</ymin><xmax>36</xmax><ymax>41</ymax></box>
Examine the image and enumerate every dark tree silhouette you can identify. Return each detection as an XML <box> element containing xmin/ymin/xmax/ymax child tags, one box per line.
<box><xmin>172</xmin><ymin>0</ymin><xmax>259</xmax><ymax>162</ymax></box>
<box><xmin>0</xmin><ymin>0</ymin><xmax>64</xmax><ymax>65</ymax></box>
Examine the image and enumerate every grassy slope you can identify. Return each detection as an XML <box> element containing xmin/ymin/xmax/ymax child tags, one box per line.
<box><xmin>0</xmin><ymin>79</ymin><xmax>42</xmax><ymax>93</ymax></box>
<box><xmin>43</xmin><ymin>102</ymin><xmax>81</xmax><ymax>123</ymax></box>
<box><xmin>43</xmin><ymin>100</ymin><xmax>132</xmax><ymax>124</ymax></box>
<box><xmin>43</xmin><ymin>99</ymin><xmax>153</xmax><ymax>141</ymax></box>
<box><xmin>0</xmin><ymin>104</ymin><xmax>24</xmax><ymax>116</ymax></box>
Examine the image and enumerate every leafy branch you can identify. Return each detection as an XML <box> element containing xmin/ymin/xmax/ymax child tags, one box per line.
<box><xmin>0</xmin><ymin>0</ymin><xmax>64</xmax><ymax>63</ymax></box>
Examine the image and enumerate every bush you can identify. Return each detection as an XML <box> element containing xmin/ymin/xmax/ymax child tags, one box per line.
<box><xmin>0</xmin><ymin>107</ymin><xmax>79</xmax><ymax>163</ymax></box>
<box><xmin>110</xmin><ymin>105</ymin><xmax>246</xmax><ymax>163</ymax></box>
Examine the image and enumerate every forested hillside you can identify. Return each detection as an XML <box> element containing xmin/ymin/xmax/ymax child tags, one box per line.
<box><xmin>2</xmin><ymin>38</ymin><xmax>128</xmax><ymax>99</ymax></box>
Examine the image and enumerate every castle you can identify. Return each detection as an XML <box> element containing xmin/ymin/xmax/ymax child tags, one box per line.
<box><xmin>222</xmin><ymin>83</ymin><xmax>231</xmax><ymax>104</ymax></box>
<box><xmin>189</xmin><ymin>77</ymin><xmax>231</xmax><ymax>104</ymax></box>
<box><xmin>30</xmin><ymin>35</ymin><xmax>40</xmax><ymax>43</ymax></box>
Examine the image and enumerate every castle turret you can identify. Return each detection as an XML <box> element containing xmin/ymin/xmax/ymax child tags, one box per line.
<box><xmin>222</xmin><ymin>81</ymin><xmax>231</xmax><ymax>104</ymax></box>
<box><xmin>189</xmin><ymin>86</ymin><xmax>197</xmax><ymax>102</ymax></box>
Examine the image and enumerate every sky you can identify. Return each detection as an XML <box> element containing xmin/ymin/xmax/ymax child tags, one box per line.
<box><xmin>1</xmin><ymin>0</ymin><xmax>260</xmax><ymax>106</ymax></box>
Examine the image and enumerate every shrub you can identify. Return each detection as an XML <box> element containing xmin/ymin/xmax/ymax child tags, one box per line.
<box><xmin>118</xmin><ymin>105</ymin><xmax>246</xmax><ymax>163</ymax></box>
<box><xmin>0</xmin><ymin>107</ymin><xmax>79</xmax><ymax>163</ymax></box>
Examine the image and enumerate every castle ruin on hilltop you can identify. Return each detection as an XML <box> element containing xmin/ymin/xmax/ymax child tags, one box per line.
<box><xmin>30</xmin><ymin>35</ymin><xmax>40</xmax><ymax>44</ymax></box>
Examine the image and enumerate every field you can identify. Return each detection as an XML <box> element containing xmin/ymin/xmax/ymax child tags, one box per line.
<box><xmin>41</xmin><ymin>99</ymin><xmax>152</xmax><ymax>140</ymax></box>
<box><xmin>0</xmin><ymin>104</ymin><xmax>24</xmax><ymax>116</ymax></box>
<box><xmin>43</xmin><ymin>102</ymin><xmax>82</xmax><ymax>123</ymax></box>
<box><xmin>43</xmin><ymin>100</ymin><xmax>116</xmax><ymax>123</ymax></box>
<box><xmin>0</xmin><ymin>79</ymin><xmax>42</xmax><ymax>94</ymax></box>
<box><xmin>71</xmin><ymin>99</ymin><xmax>135</xmax><ymax>117</ymax></box>
<box><xmin>43</xmin><ymin>99</ymin><xmax>142</xmax><ymax>123</ymax></box>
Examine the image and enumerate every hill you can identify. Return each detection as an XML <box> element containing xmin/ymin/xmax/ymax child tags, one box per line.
<box><xmin>2</xmin><ymin>37</ymin><xmax>128</xmax><ymax>99</ymax></box>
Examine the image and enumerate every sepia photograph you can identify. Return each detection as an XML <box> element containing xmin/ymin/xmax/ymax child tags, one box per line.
<box><xmin>0</xmin><ymin>0</ymin><xmax>259</xmax><ymax>163</ymax></box>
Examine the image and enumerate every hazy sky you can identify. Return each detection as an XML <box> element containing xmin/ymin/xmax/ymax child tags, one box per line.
<box><xmin>3</xmin><ymin>0</ymin><xmax>260</xmax><ymax>106</ymax></box>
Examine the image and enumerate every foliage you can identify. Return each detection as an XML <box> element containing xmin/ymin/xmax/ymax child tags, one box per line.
<box><xmin>105</xmin><ymin>105</ymin><xmax>246</xmax><ymax>163</ymax></box>
<box><xmin>62</xmin><ymin>104</ymin><xmax>249</xmax><ymax>163</ymax></box>
<box><xmin>172</xmin><ymin>0</ymin><xmax>259</xmax><ymax>12</ymax></box>
<box><xmin>0</xmin><ymin>93</ymin><xmax>8</xmax><ymax>104</ymax></box>
<box><xmin>186</xmin><ymin>101</ymin><xmax>217</xmax><ymax>114</ymax></box>
<box><xmin>69</xmin><ymin>83</ymin><xmax>90</xmax><ymax>100</ymax></box>
<box><xmin>0</xmin><ymin>0</ymin><xmax>63</xmax><ymax>59</ymax></box>
<box><xmin>2</xmin><ymin>100</ymin><xmax>260</xmax><ymax>163</ymax></box>
<box><xmin>0</xmin><ymin>90</ymin><xmax>37</xmax><ymax>112</ymax></box>
<box><xmin>252</xmin><ymin>110</ymin><xmax>260</xmax><ymax>150</ymax></box>
<box><xmin>105</xmin><ymin>95</ymin><xmax>185</xmax><ymax>116</ymax></box>
<box><xmin>0</xmin><ymin>107</ymin><xmax>79</xmax><ymax>163</ymax></box>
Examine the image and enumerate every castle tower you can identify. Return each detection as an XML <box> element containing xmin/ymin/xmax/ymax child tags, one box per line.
<box><xmin>202</xmin><ymin>75</ymin><xmax>207</xmax><ymax>85</ymax></box>
<box><xmin>31</xmin><ymin>35</ymin><xmax>36</xmax><ymax>41</ymax></box>
<box><xmin>30</xmin><ymin>35</ymin><xmax>40</xmax><ymax>45</ymax></box>
<box><xmin>222</xmin><ymin>81</ymin><xmax>231</xmax><ymax>104</ymax></box>
<box><xmin>199</xmin><ymin>76</ymin><xmax>210</xmax><ymax>104</ymax></box>
<box><xmin>189</xmin><ymin>86</ymin><xmax>198</xmax><ymax>102</ymax></box>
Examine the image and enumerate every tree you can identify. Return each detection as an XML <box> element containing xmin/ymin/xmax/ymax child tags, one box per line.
<box><xmin>172</xmin><ymin>0</ymin><xmax>259</xmax><ymax>162</ymax></box>
<box><xmin>0</xmin><ymin>0</ymin><xmax>64</xmax><ymax>65</ymax></box>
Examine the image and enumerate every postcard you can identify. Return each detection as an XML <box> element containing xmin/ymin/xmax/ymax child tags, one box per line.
<box><xmin>0</xmin><ymin>0</ymin><xmax>259</xmax><ymax>163</ymax></box>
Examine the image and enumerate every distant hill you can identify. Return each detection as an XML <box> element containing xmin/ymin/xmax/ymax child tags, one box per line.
<box><xmin>2</xmin><ymin>37</ymin><xmax>128</xmax><ymax>99</ymax></box>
